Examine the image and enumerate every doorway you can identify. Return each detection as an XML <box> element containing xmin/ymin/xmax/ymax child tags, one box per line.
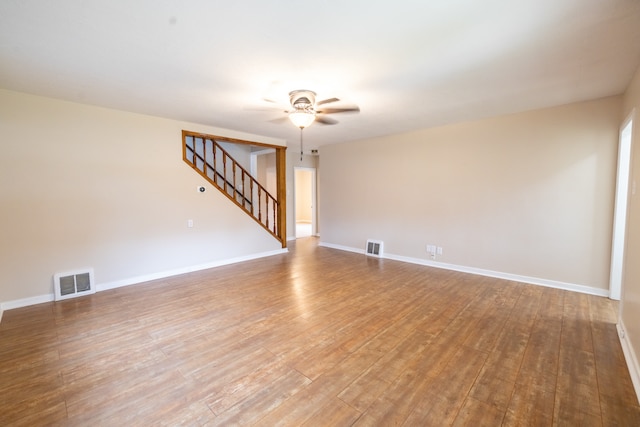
<box><xmin>294</xmin><ymin>167</ymin><xmax>317</xmax><ymax>238</ymax></box>
<box><xmin>610</xmin><ymin>111</ymin><xmax>634</xmax><ymax>301</ymax></box>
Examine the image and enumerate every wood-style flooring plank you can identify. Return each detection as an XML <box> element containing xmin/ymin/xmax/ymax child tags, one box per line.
<box><xmin>452</xmin><ymin>397</ymin><xmax>505</xmax><ymax>426</ymax></box>
<box><xmin>0</xmin><ymin>238</ymin><xmax>638</xmax><ymax>426</ymax></box>
<box><xmin>337</xmin><ymin>327</ymin><xmax>435</xmax><ymax>412</ymax></box>
<box><xmin>351</xmin><ymin>369</ymin><xmax>435</xmax><ymax>426</ymax></box>
<box><xmin>401</xmin><ymin>345</ymin><xmax>488</xmax><ymax>425</ymax></box>
<box><xmin>204</xmin><ymin>368</ymin><xmax>312</xmax><ymax>426</ymax></box>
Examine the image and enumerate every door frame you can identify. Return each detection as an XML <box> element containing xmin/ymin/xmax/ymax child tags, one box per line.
<box><xmin>610</xmin><ymin>109</ymin><xmax>635</xmax><ymax>301</ymax></box>
<box><xmin>293</xmin><ymin>166</ymin><xmax>317</xmax><ymax>238</ymax></box>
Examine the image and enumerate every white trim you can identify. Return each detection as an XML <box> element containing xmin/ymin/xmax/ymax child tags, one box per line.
<box><xmin>98</xmin><ymin>248</ymin><xmax>288</xmax><ymax>291</ymax></box>
<box><xmin>319</xmin><ymin>242</ymin><xmax>609</xmax><ymax>297</ymax></box>
<box><xmin>0</xmin><ymin>248</ymin><xmax>288</xmax><ymax>318</ymax></box>
<box><xmin>1</xmin><ymin>293</ymin><xmax>54</xmax><ymax>312</ymax></box>
<box><xmin>617</xmin><ymin>321</ymin><xmax>640</xmax><ymax>404</ymax></box>
<box><xmin>319</xmin><ymin>242</ymin><xmax>365</xmax><ymax>255</ymax></box>
<box><xmin>610</xmin><ymin>109</ymin><xmax>635</xmax><ymax>301</ymax></box>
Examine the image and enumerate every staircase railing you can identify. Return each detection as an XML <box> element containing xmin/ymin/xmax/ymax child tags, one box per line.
<box><xmin>182</xmin><ymin>131</ymin><xmax>284</xmax><ymax>245</ymax></box>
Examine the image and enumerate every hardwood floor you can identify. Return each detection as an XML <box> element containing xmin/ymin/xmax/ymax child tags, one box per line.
<box><xmin>1</xmin><ymin>237</ymin><xmax>638</xmax><ymax>426</ymax></box>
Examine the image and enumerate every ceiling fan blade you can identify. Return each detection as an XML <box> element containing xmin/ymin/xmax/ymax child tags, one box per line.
<box><xmin>245</xmin><ymin>105</ymin><xmax>287</xmax><ymax>112</ymax></box>
<box><xmin>262</xmin><ymin>96</ymin><xmax>282</xmax><ymax>104</ymax></box>
<box><xmin>245</xmin><ymin>95</ymin><xmax>289</xmax><ymax>111</ymax></box>
<box><xmin>316</xmin><ymin>106</ymin><xmax>360</xmax><ymax>114</ymax></box>
<box><xmin>268</xmin><ymin>117</ymin><xmax>290</xmax><ymax>124</ymax></box>
<box><xmin>316</xmin><ymin>115</ymin><xmax>338</xmax><ymax>125</ymax></box>
<box><xmin>317</xmin><ymin>97</ymin><xmax>340</xmax><ymax>106</ymax></box>
<box><xmin>263</xmin><ymin>97</ymin><xmax>285</xmax><ymax>104</ymax></box>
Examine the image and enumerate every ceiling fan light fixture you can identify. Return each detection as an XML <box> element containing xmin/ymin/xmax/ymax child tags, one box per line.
<box><xmin>289</xmin><ymin>110</ymin><xmax>316</xmax><ymax>128</ymax></box>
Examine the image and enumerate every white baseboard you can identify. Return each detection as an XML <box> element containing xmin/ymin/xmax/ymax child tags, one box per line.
<box><xmin>617</xmin><ymin>321</ymin><xmax>640</xmax><ymax>404</ymax></box>
<box><xmin>97</xmin><ymin>248</ymin><xmax>288</xmax><ymax>292</ymax></box>
<box><xmin>318</xmin><ymin>241</ymin><xmax>609</xmax><ymax>297</ymax></box>
<box><xmin>1</xmin><ymin>294</ymin><xmax>55</xmax><ymax>312</ymax></box>
<box><xmin>0</xmin><ymin>248</ymin><xmax>288</xmax><ymax>319</ymax></box>
<box><xmin>319</xmin><ymin>242</ymin><xmax>365</xmax><ymax>255</ymax></box>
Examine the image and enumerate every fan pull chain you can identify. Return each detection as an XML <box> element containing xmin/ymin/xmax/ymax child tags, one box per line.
<box><xmin>300</xmin><ymin>127</ymin><xmax>304</xmax><ymax>161</ymax></box>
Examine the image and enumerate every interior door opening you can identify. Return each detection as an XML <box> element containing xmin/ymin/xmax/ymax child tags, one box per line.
<box><xmin>294</xmin><ymin>167</ymin><xmax>316</xmax><ymax>238</ymax></box>
<box><xmin>610</xmin><ymin>112</ymin><xmax>634</xmax><ymax>301</ymax></box>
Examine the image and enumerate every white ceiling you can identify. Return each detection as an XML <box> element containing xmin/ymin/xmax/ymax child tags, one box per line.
<box><xmin>1</xmin><ymin>0</ymin><xmax>640</xmax><ymax>149</ymax></box>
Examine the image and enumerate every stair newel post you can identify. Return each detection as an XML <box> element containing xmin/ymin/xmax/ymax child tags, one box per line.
<box><xmin>275</xmin><ymin>146</ymin><xmax>287</xmax><ymax>246</ymax></box>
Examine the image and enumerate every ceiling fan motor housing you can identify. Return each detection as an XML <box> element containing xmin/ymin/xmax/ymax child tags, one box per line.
<box><xmin>289</xmin><ymin>90</ymin><xmax>316</xmax><ymax>109</ymax></box>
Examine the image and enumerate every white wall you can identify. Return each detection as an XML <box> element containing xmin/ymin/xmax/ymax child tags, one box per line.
<box><xmin>0</xmin><ymin>89</ymin><xmax>286</xmax><ymax>308</ymax></box>
<box><xmin>319</xmin><ymin>96</ymin><xmax>621</xmax><ymax>292</ymax></box>
<box><xmin>620</xmin><ymin>63</ymin><xmax>640</xmax><ymax>400</ymax></box>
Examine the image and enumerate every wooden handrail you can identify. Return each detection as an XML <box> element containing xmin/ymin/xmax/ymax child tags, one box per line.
<box><xmin>189</xmin><ymin>149</ymin><xmax>252</xmax><ymax>206</ymax></box>
<box><xmin>208</xmin><ymin>138</ymin><xmax>275</xmax><ymax>207</ymax></box>
<box><xmin>182</xmin><ymin>130</ymin><xmax>285</xmax><ymax>245</ymax></box>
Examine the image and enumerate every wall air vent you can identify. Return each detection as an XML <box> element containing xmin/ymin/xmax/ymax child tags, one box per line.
<box><xmin>365</xmin><ymin>240</ymin><xmax>383</xmax><ymax>257</ymax></box>
<box><xmin>53</xmin><ymin>268</ymin><xmax>95</xmax><ymax>301</ymax></box>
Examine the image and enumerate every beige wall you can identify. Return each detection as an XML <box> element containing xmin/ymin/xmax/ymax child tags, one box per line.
<box><xmin>295</xmin><ymin>169</ymin><xmax>313</xmax><ymax>223</ymax></box>
<box><xmin>621</xmin><ymin>63</ymin><xmax>640</xmax><ymax>390</ymax></box>
<box><xmin>218</xmin><ymin>141</ymin><xmax>252</xmax><ymax>171</ymax></box>
<box><xmin>256</xmin><ymin>151</ymin><xmax>276</xmax><ymax>189</ymax></box>
<box><xmin>320</xmin><ymin>96</ymin><xmax>621</xmax><ymax>291</ymax></box>
<box><xmin>0</xmin><ymin>89</ymin><xmax>285</xmax><ymax>306</ymax></box>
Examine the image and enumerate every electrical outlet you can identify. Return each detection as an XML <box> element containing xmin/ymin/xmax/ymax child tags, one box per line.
<box><xmin>437</xmin><ymin>247</ymin><xmax>443</xmax><ymax>255</ymax></box>
<box><xmin>187</xmin><ymin>219</ymin><xmax>194</xmax><ymax>228</ymax></box>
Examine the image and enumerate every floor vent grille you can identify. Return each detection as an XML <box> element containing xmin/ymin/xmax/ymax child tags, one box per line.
<box><xmin>366</xmin><ymin>240</ymin><xmax>383</xmax><ymax>257</ymax></box>
<box><xmin>54</xmin><ymin>268</ymin><xmax>95</xmax><ymax>301</ymax></box>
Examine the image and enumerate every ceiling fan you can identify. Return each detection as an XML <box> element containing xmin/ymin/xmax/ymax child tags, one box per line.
<box><xmin>252</xmin><ymin>89</ymin><xmax>360</xmax><ymax>160</ymax></box>
<box><xmin>257</xmin><ymin>89</ymin><xmax>360</xmax><ymax>128</ymax></box>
